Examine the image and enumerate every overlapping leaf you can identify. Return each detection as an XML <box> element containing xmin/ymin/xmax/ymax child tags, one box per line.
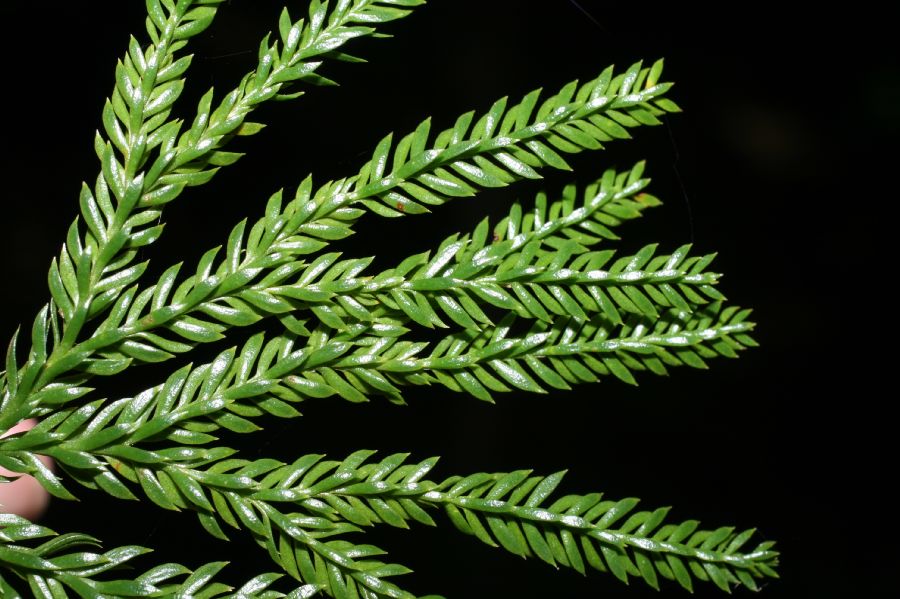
<box><xmin>9</xmin><ymin>61</ymin><xmax>678</xmax><ymax>398</ymax></box>
<box><xmin>0</xmin><ymin>513</ymin><xmax>294</xmax><ymax>598</ymax></box>
<box><xmin>351</xmin><ymin>59</ymin><xmax>677</xmax><ymax>218</ymax></box>
<box><xmin>1</xmin><ymin>0</ymin><xmax>423</xmax><ymax>432</ymax></box>
<box><xmin>0</xmin><ymin>1</ymin><xmax>776</xmax><ymax>597</ymax></box>
<box><xmin>258</xmin><ymin>451</ymin><xmax>779</xmax><ymax>593</ymax></box>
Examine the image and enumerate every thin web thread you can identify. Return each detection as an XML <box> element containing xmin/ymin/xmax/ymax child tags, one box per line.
<box><xmin>566</xmin><ymin>0</ymin><xmax>606</xmax><ymax>31</ymax></box>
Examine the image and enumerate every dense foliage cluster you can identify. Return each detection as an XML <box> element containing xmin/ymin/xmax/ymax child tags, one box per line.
<box><xmin>0</xmin><ymin>1</ymin><xmax>777</xmax><ymax>596</ymax></box>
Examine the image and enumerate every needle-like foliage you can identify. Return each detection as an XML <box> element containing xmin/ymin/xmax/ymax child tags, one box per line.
<box><xmin>0</xmin><ymin>1</ymin><xmax>777</xmax><ymax>596</ymax></box>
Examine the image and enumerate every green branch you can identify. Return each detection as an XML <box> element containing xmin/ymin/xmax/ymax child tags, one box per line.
<box><xmin>0</xmin><ymin>2</ymin><xmax>774</xmax><ymax>595</ymax></box>
<box><xmin>0</xmin><ymin>513</ymin><xmax>296</xmax><ymax>597</ymax></box>
<box><xmin>0</xmin><ymin>304</ymin><xmax>753</xmax><ymax>472</ymax></box>
<box><xmin>3</xmin><ymin>443</ymin><xmax>778</xmax><ymax>595</ymax></box>
<box><xmin>90</xmin><ymin>60</ymin><xmax>676</xmax><ymax>358</ymax></box>
<box><xmin>0</xmin><ymin>0</ymin><xmax>423</xmax><ymax>429</ymax></box>
<box><xmin>21</xmin><ymin>155</ymin><xmax>675</xmax><ymax>397</ymax></box>
<box><xmin>5</xmin><ymin>446</ymin><xmax>776</xmax><ymax>595</ymax></box>
<box><xmin>0</xmin><ymin>0</ymin><xmax>219</xmax><ymax>433</ymax></box>
<box><xmin>295</xmin><ymin>452</ymin><xmax>779</xmax><ymax>593</ymax></box>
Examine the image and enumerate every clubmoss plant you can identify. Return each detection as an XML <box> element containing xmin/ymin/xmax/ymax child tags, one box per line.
<box><xmin>0</xmin><ymin>1</ymin><xmax>778</xmax><ymax>596</ymax></box>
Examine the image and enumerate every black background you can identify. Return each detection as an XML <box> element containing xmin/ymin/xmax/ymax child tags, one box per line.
<box><xmin>0</xmin><ymin>1</ymin><xmax>895</xmax><ymax>597</ymax></box>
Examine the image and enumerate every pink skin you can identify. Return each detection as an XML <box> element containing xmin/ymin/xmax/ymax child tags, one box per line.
<box><xmin>0</xmin><ymin>419</ymin><xmax>52</xmax><ymax>520</ymax></box>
